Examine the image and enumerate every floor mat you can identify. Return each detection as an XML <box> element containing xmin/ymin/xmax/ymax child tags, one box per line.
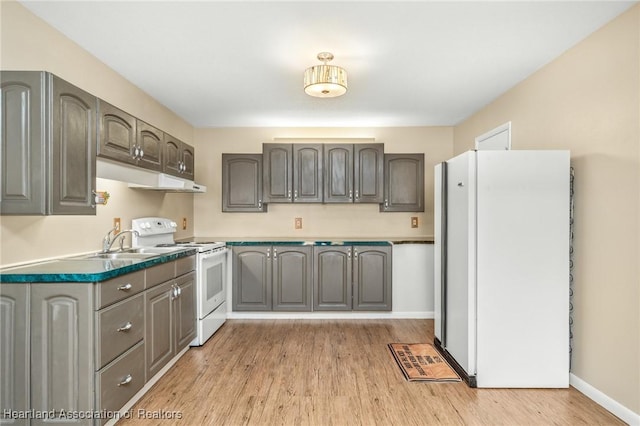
<box><xmin>388</xmin><ymin>343</ymin><xmax>461</xmax><ymax>382</ymax></box>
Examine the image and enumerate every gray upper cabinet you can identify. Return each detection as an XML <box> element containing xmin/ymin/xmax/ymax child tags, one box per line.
<box><xmin>324</xmin><ymin>143</ymin><xmax>383</xmax><ymax>203</ymax></box>
<box><xmin>263</xmin><ymin>143</ymin><xmax>323</xmax><ymax>203</ymax></box>
<box><xmin>222</xmin><ymin>154</ymin><xmax>266</xmax><ymax>212</ymax></box>
<box><xmin>1</xmin><ymin>71</ymin><xmax>97</xmax><ymax>215</ymax></box>
<box><xmin>0</xmin><ymin>285</ymin><xmax>29</xmax><ymax>425</ymax></box>
<box><xmin>136</xmin><ymin>120</ymin><xmax>163</xmax><ymax>172</ymax></box>
<box><xmin>353</xmin><ymin>246</ymin><xmax>392</xmax><ymax>311</ymax></box>
<box><xmin>50</xmin><ymin>75</ymin><xmax>97</xmax><ymax>215</ymax></box>
<box><xmin>381</xmin><ymin>153</ymin><xmax>425</xmax><ymax>212</ymax></box>
<box><xmin>1</xmin><ymin>71</ymin><xmax>46</xmax><ymax>215</ymax></box>
<box><xmin>97</xmin><ymin>99</ymin><xmax>137</xmax><ymax>165</ymax></box>
<box><xmin>164</xmin><ymin>134</ymin><xmax>195</xmax><ymax>181</ymax></box>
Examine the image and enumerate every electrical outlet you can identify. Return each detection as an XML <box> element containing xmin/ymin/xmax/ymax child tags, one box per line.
<box><xmin>113</xmin><ymin>217</ymin><xmax>121</xmax><ymax>232</ymax></box>
<box><xmin>295</xmin><ymin>217</ymin><xmax>303</xmax><ymax>229</ymax></box>
<box><xmin>182</xmin><ymin>217</ymin><xmax>187</xmax><ymax>230</ymax></box>
<box><xmin>411</xmin><ymin>217</ymin><xmax>419</xmax><ymax>228</ymax></box>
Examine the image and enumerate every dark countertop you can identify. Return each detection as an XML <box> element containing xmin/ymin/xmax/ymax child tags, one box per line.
<box><xmin>178</xmin><ymin>237</ymin><xmax>434</xmax><ymax>245</ymax></box>
<box><xmin>0</xmin><ymin>248</ymin><xmax>197</xmax><ymax>283</ymax></box>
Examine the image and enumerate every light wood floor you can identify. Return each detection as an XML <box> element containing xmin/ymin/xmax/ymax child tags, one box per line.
<box><xmin>118</xmin><ymin>319</ymin><xmax>623</xmax><ymax>425</ymax></box>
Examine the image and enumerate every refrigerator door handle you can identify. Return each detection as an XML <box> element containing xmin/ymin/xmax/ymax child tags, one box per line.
<box><xmin>440</xmin><ymin>161</ymin><xmax>448</xmax><ymax>347</ymax></box>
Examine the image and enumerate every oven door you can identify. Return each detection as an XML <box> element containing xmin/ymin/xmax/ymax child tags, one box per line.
<box><xmin>197</xmin><ymin>248</ymin><xmax>228</xmax><ymax>319</ymax></box>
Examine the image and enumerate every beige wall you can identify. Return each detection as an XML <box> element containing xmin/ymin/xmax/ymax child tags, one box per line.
<box><xmin>455</xmin><ymin>5</ymin><xmax>640</xmax><ymax>414</ymax></box>
<box><xmin>193</xmin><ymin>127</ymin><xmax>453</xmax><ymax>239</ymax></box>
<box><xmin>0</xmin><ymin>1</ymin><xmax>196</xmax><ymax>266</ymax></box>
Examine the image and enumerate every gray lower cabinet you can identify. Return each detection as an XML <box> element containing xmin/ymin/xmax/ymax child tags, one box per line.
<box><xmin>145</xmin><ymin>271</ymin><xmax>196</xmax><ymax>379</ymax></box>
<box><xmin>314</xmin><ymin>245</ymin><xmax>392</xmax><ymax>311</ymax></box>
<box><xmin>0</xmin><ymin>285</ymin><xmax>29</xmax><ymax>426</ymax></box>
<box><xmin>30</xmin><ymin>283</ymin><xmax>94</xmax><ymax>425</ymax></box>
<box><xmin>232</xmin><ymin>246</ymin><xmax>312</xmax><ymax>312</ymax></box>
<box><xmin>1</xmin><ymin>71</ymin><xmax>97</xmax><ymax>215</ymax></box>
<box><xmin>324</xmin><ymin>144</ymin><xmax>384</xmax><ymax>203</ymax></box>
<box><xmin>263</xmin><ymin>144</ymin><xmax>323</xmax><ymax>203</ymax></box>
<box><xmin>381</xmin><ymin>153</ymin><xmax>425</xmax><ymax>212</ymax></box>
<box><xmin>222</xmin><ymin>154</ymin><xmax>266</xmax><ymax>212</ymax></box>
<box><xmin>0</xmin><ymin>256</ymin><xmax>196</xmax><ymax>426</ymax></box>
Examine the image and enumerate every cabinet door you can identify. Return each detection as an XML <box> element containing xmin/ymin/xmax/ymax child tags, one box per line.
<box><xmin>136</xmin><ymin>120</ymin><xmax>163</xmax><ymax>172</ymax></box>
<box><xmin>313</xmin><ymin>246</ymin><xmax>352</xmax><ymax>311</ymax></box>
<box><xmin>181</xmin><ymin>143</ymin><xmax>195</xmax><ymax>181</ymax></box>
<box><xmin>293</xmin><ymin>144</ymin><xmax>323</xmax><ymax>202</ymax></box>
<box><xmin>174</xmin><ymin>272</ymin><xmax>197</xmax><ymax>352</ymax></box>
<box><xmin>0</xmin><ymin>71</ymin><xmax>47</xmax><ymax>215</ymax></box>
<box><xmin>0</xmin><ymin>285</ymin><xmax>29</xmax><ymax>424</ymax></box>
<box><xmin>222</xmin><ymin>154</ymin><xmax>266</xmax><ymax>212</ymax></box>
<box><xmin>324</xmin><ymin>144</ymin><xmax>353</xmax><ymax>203</ymax></box>
<box><xmin>381</xmin><ymin>153</ymin><xmax>425</xmax><ymax>212</ymax></box>
<box><xmin>263</xmin><ymin>143</ymin><xmax>292</xmax><ymax>203</ymax></box>
<box><xmin>50</xmin><ymin>74</ymin><xmax>97</xmax><ymax>215</ymax></box>
<box><xmin>273</xmin><ymin>246</ymin><xmax>312</xmax><ymax>311</ymax></box>
<box><xmin>353</xmin><ymin>246</ymin><xmax>392</xmax><ymax>311</ymax></box>
<box><xmin>163</xmin><ymin>134</ymin><xmax>182</xmax><ymax>177</ymax></box>
<box><xmin>354</xmin><ymin>144</ymin><xmax>384</xmax><ymax>203</ymax></box>
<box><xmin>145</xmin><ymin>281</ymin><xmax>174</xmax><ymax>380</ymax></box>
<box><xmin>97</xmin><ymin>100</ymin><xmax>137</xmax><ymax>165</ymax></box>
<box><xmin>31</xmin><ymin>283</ymin><xmax>93</xmax><ymax>425</ymax></box>
<box><xmin>232</xmin><ymin>246</ymin><xmax>272</xmax><ymax>311</ymax></box>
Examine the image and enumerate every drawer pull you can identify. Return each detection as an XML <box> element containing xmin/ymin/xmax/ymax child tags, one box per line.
<box><xmin>117</xmin><ymin>283</ymin><xmax>133</xmax><ymax>291</ymax></box>
<box><xmin>117</xmin><ymin>374</ymin><xmax>133</xmax><ymax>386</ymax></box>
<box><xmin>117</xmin><ymin>322</ymin><xmax>133</xmax><ymax>332</ymax></box>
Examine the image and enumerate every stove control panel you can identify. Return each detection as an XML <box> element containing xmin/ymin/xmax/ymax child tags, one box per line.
<box><xmin>132</xmin><ymin>217</ymin><xmax>178</xmax><ymax>236</ymax></box>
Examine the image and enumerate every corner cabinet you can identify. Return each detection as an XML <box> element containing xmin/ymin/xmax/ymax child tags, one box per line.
<box><xmin>1</xmin><ymin>71</ymin><xmax>97</xmax><ymax>215</ymax></box>
<box><xmin>263</xmin><ymin>144</ymin><xmax>323</xmax><ymax>203</ymax></box>
<box><xmin>222</xmin><ymin>154</ymin><xmax>266</xmax><ymax>212</ymax></box>
<box><xmin>314</xmin><ymin>245</ymin><xmax>392</xmax><ymax>311</ymax></box>
<box><xmin>324</xmin><ymin>144</ymin><xmax>383</xmax><ymax>203</ymax></box>
<box><xmin>381</xmin><ymin>153</ymin><xmax>425</xmax><ymax>212</ymax></box>
<box><xmin>232</xmin><ymin>245</ymin><xmax>313</xmax><ymax>312</ymax></box>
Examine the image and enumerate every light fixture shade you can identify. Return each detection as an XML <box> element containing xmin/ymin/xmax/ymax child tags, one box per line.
<box><xmin>304</xmin><ymin>53</ymin><xmax>348</xmax><ymax>98</ymax></box>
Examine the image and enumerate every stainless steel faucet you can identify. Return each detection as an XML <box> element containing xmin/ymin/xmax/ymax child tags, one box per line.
<box><xmin>102</xmin><ymin>226</ymin><xmax>118</xmax><ymax>252</ymax></box>
<box><xmin>105</xmin><ymin>229</ymin><xmax>140</xmax><ymax>252</ymax></box>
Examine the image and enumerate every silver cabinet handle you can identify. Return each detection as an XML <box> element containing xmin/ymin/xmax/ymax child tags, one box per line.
<box><xmin>177</xmin><ymin>286</ymin><xmax>182</xmax><ymax>296</ymax></box>
<box><xmin>258</xmin><ymin>199</ymin><xmax>262</xmax><ymax>209</ymax></box>
<box><xmin>117</xmin><ymin>374</ymin><xmax>132</xmax><ymax>386</ymax></box>
<box><xmin>117</xmin><ymin>322</ymin><xmax>133</xmax><ymax>332</ymax></box>
<box><xmin>288</xmin><ymin>189</ymin><xmax>291</xmax><ymax>200</ymax></box>
<box><xmin>355</xmin><ymin>189</ymin><xmax>359</xmax><ymax>200</ymax></box>
<box><xmin>139</xmin><ymin>149</ymin><xmax>144</xmax><ymax>158</ymax></box>
<box><xmin>347</xmin><ymin>248</ymin><xmax>351</xmax><ymax>258</ymax></box>
<box><xmin>349</xmin><ymin>189</ymin><xmax>353</xmax><ymax>200</ymax></box>
<box><xmin>117</xmin><ymin>283</ymin><xmax>132</xmax><ymax>291</ymax></box>
<box><xmin>273</xmin><ymin>248</ymin><xmax>277</xmax><ymax>259</ymax></box>
<box><xmin>267</xmin><ymin>248</ymin><xmax>271</xmax><ymax>258</ymax></box>
<box><xmin>384</xmin><ymin>199</ymin><xmax>389</xmax><ymax>208</ymax></box>
<box><xmin>133</xmin><ymin>147</ymin><xmax>139</xmax><ymax>158</ymax></box>
<box><xmin>294</xmin><ymin>190</ymin><xmax>298</xmax><ymax>199</ymax></box>
<box><xmin>354</xmin><ymin>249</ymin><xmax>358</xmax><ymax>259</ymax></box>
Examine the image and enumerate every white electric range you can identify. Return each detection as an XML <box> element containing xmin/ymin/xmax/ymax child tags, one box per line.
<box><xmin>131</xmin><ymin>217</ymin><xmax>228</xmax><ymax>346</ymax></box>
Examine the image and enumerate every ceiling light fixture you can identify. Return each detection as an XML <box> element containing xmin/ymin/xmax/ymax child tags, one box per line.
<box><xmin>304</xmin><ymin>52</ymin><xmax>347</xmax><ymax>98</ymax></box>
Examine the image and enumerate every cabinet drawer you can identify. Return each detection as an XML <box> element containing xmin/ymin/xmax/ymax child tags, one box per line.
<box><xmin>96</xmin><ymin>294</ymin><xmax>144</xmax><ymax>369</ymax></box>
<box><xmin>95</xmin><ymin>270</ymin><xmax>145</xmax><ymax>309</ymax></box>
<box><xmin>96</xmin><ymin>341</ymin><xmax>145</xmax><ymax>420</ymax></box>
<box><xmin>146</xmin><ymin>261</ymin><xmax>175</xmax><ymax>289</ymax></box>
<box><xmin>176</xmin><ymin>255</ymin><xmax>195</xmax><ymax>277</ymax></box>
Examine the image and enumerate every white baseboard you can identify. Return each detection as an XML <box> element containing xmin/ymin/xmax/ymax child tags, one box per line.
<box><xmin>227</xmin><ymin>311</ymin><xmax>434</xmax><ymax>320</ymax></box>
<box><xmin>570</xmin><ymin>373</ymin><xmax>640</xmax><ymax>425</ymax></box>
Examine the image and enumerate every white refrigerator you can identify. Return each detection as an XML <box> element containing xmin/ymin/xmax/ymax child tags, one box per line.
<box><xmin>434</xmin><ymin>150</ymin><xmax>570</xmax><ymax>388</ymax></box>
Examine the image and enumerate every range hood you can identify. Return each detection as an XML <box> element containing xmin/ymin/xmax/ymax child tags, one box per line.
<box><xmin>97</xmin><ymin>159</ymin><xmax>207</xmax><ymax>193</ymax></box>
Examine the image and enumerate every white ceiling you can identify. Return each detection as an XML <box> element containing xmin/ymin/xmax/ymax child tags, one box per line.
<box><xmin>19</xmin><ymin>1</ymin><xmax>636</xmax><ymax>128</ymax></box>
